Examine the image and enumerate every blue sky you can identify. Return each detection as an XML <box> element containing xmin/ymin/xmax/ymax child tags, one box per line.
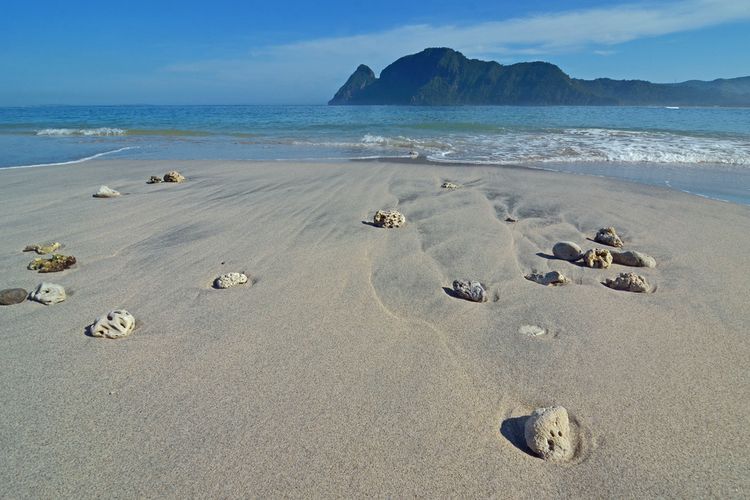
<box><xmin>1</xmin><ymin>0</ymin><xmax>748</xmax><ymax>104</ymax></box>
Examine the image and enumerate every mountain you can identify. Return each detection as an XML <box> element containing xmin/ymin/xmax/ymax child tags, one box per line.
<box><xmin>328</xmin><ymin>48</ymin><xmax>750</xmax><ymax>106</ymax></box>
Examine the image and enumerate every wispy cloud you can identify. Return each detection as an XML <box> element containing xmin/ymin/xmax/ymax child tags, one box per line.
<box><xmin>162</xmin><ymin>0</ymin><xmax>750</xmax><ymax>102</ymax></box>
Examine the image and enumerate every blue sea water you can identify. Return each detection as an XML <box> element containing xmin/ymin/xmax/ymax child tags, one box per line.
<box><xmin>1</xmin><ymin>105</ymin><xmax>749</xmax><ymax>204</ymax></box>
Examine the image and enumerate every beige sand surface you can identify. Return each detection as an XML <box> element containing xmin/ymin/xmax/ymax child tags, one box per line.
<box><xmin>0</xmin><ymin>159</ymin><xmax>748</xmax><ymax>497</ymax></box>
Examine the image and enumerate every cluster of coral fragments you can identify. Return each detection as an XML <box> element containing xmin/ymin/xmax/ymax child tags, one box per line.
<box><xmin>1</xmin><ymin>174</ymin><xmax>659</xmax><ymax>462</ymax></box>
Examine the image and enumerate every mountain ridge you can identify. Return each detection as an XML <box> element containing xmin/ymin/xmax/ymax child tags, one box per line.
<box><xmin>329</xmin><ymin>48</ymin><xmax>750</xmax><ymax>106</ymax></box>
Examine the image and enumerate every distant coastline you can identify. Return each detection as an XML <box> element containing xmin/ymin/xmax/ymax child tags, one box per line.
<box><xmin>329</xmin><ymin>48</ymin><xmax>750</xmax><ymax>106</ymax></box>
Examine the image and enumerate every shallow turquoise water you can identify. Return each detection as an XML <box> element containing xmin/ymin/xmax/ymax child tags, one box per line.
<box><xmin>1</xmin><ymin>105</ymin><xmax>749</xmax><ymax>204</ymax></box>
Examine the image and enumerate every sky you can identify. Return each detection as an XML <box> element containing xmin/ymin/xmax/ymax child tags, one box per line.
<box><xmin>0</xmin><ymin>0</ymin><xmax>749</xmax><ymax>105</ymax></box>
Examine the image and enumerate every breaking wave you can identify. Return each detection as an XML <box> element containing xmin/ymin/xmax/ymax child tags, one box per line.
<box><xmin>36</xmin><ymin>127</ymin><xmax>127</xmax><ymax>136</ymax></box>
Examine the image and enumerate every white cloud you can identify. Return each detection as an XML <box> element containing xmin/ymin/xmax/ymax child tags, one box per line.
<box><xmin>162</xmin><ymin>0</ymin><xmax>750</xmax><ymax>102</ymax></box>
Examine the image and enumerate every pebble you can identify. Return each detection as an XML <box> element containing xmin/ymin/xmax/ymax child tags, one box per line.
<box><xmin>214</xmin><ymin>272</ymin><xmax>249</xmax><ymax>289</ymax></box>
<box><xmin>552</xmin><ymin>241</ymin><xmax>582</xmax><ymax>261</ymax></box>
<box><xmin>0</xmin><ymin>288</ymin><xmax>28</xmax><ymax>305</ymax></box>
<box><xmin>452</xmin><ymin>279</ymin><xmax>488</xmax><ymax>302</ymax></box>
<box><xmin>373</xmin><ymin>209</ymin><xmax>405</xmax><ymax>228</ymax></box>
<box><xmin>93</xmin><ymin>185</ymin><xmax>121</xmax><ymax>198</ymax></box>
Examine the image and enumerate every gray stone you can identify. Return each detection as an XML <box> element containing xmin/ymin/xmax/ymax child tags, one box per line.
<box><xmin>552</xmin><ymin>241</ymin><xmax>582</xmax><ymax>261</ymax></box>
<box><xmin>147</xmin><ymin>176</ymin><xmax>162</xmax><ymax>184</ymax></box>
<box><xmin>452</xmin><ymin>280</ymin><xmax>488</xmax><ymax>302</ymax></box>
<box><xmin>29</xmin><ymin>282</ymin><xmax>66</xmax><ymax>305</ymax></box>
<box><xmin>524</xmin><ymin>406</ymin><xmax>575</xmax><ymax>462</ymax></box>
<box><xmin>441</xmin><ymin>181</ymin><xmax>461</xmax><ymax>189</ymax></box>
<box><xmin>0</xmin><ymin>288</ymin><xmax>27</xmax><ymax>305</ymax></box>
<box><xmin>604</xmin><ymin>272</ymin><xmax>652</xmax><ymax>293</ymax></box>
<box><xmin>611</xmin><ymin>250</ymin><xmax>656</xmax><ymax>268</ymax></box>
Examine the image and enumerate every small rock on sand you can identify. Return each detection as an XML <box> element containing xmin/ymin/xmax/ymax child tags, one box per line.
<box><xmin>611</xmin><ymin>250</ymin><xmax>656</xmax><ymax>268</ymax></box>
<box><xmin>524</xmin><ymin>271</ymin><xmax>571</xmax><ymax>286</ymax></box>
<box><xmin>518</xmin><ymin>325</ymin><xmax>546</xmax><ymax>337</ymax></box>
<box><xmin>552</xmin><ymin>241</ymin><xmax>582</xmax><ymax>261</ymax></box>
<box><xmin>604</xmin><ymin>272</ymin><xmax>652</xmax><ymax>293</ymax></box>
<box><xmin>452</xmin><ymin>280</ymin><xmax>488</xmax><ymax>302</ymax></box>
<box><xmin>524</xmin><ymin>406</ymin><xmax>576</xmax><ymax>462</ymax></box>
<box><xmin>27</xmin><ymin>254</ymin><xmax>77</xmax><ymax>273</ymax></box>
<box><xmin>582</xmin><ymin>248</ymin><xmax>613</xmax><ymax>269</ymax></box>
<box><xmin>594</xmin><ymin>227</ymin><xmax>624</xmax><ymax>248</ymax></box>
<box><xmin>0</xmin><ymin>288</ymin><xmax>28</xmax><ymax>305</ymax></box>
<box><xmin>147</xmin><ymin>176</ymin><xmax>162</xmax><ymax>184</ymax></box>
<box><xmin>93</xmin><ymin>185</ymin><xmax>120</xmax><ymax>198</ymax></box>
<box><xmin>29</xmin><ymin>282</ymin><xmax>66</xmax><ymax>305</ymax></box>
<box><xmin>505</xmin><ymin>217</ymin><xmax>517</xmax><ymax>223</ymax></box>
<box><xmin>88</xmin><ymin>309</ymin><xmax>136</xmax><ymax>339</ymax></box>
<box><xmin>23</xmin><ymin>242</ymin><xmax>61</xmax><ymax>255</ymax></box>
<box><xmin>373</xmin><ymin>209</ymin><xmax>405</xmax><ymax>228</ymax></box>
<box><xmin>214</xmin><ymin>272</ymin><xmax>249</xmax><ymax>289</ymax></box>
<box><xmin>163</xmin><ymin>170</ymin><xmax>186</xmax><ymax>183</ymax></box>
<box><xmin>441</xmin><ymin>181</ymin><xmax>461</xmax><ymax>189</ymax></box>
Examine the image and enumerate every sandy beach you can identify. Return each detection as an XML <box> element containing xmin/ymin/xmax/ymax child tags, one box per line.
<box><xmin>1</xmin><ymin>159</ymin><xmax>748</xmax><ymax>497</ymax></box>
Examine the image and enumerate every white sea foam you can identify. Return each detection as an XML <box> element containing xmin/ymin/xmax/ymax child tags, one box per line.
<box><xmin>350</xmin><ymin>129</ymin><xmax>750</xmax><ymax>167</ymax></box>
<box><xmin>36</xmin><ymin>127</ymin><xmax>127</xmax><ymax>136</ymax></box>
<box><xmin>1</xmin><ymin>147</ymin><xmax>137</xmax><ymax>170</ymax></box>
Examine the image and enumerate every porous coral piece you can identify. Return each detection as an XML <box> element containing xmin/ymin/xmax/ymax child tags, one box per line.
<box><xmin>29</xmin><ymin>282</ymin><xmax>66</xmax><ymax>305</ymax></box>
<box><xmin>214</xmin><ymin>272</ymin><xmax>249</xmax><ymax>289</ymax></box>
<box><xmin>452</xmin><ymin>279</ymin><xmax>488</xmax><ymax>302</ymax></box>
<box><xmin>524</xmin><ymin>406</ymin><xmax>575</xmax><ymax>462</ymax></box>
<box><xmin>611</xmin><ymin>250</ymin><xmax>656</xmax><ymax>268</ymax></box>
<box><xmin>163</xmin><ymin>170</ymin><xmax>186</xmax><ymax>183</ymax></box>
<box><xmin>23</xmin><ymin>242</ymin><xmax>61</xmax><ymax>255</ymax></box>
<box><xmin>373</xmin><ymin>209</ymin><xmax>405</xmax><ymax>228</ymax></box>
<box><xmin>604</xmin><ymin>272</ymin><xmax>651</xmax><ymax>293</ymax></box>
<box><xmin>582</xmin><ymin>248</ymin><xmax>612</xmax><ymax>269</ymax></box>
<box><xmin>441</xmin><ymin>181</ymin><xmax>461</xmax><ymax>189</ymax></box>
<box><xmin>93</xmin><ymin>185</ymin><xmax>120</xmax><ymax>198</ymax></box>
<box><xmin>524</xmin><ymin>271</ymin><xmax>571</xmax><ymax>286</ymax></box>
<box><xmin>594</xmin><ymin>227</ymin><xmax>623</xmax><ymax>247</ymax></box>
<box><xmin>0</xmin><ymin>288</ymin><xmax>27</xmax><ymax>305</ymax></box>
<box><xmin>27</xmin><ymin>254</ymin><xmax>77</xmax><ymax>273</ymax></box>
<box><xmin>88</xmin><ymin>309</ymin><xmax>136</xmax><ymax>339</ymax></box>
<box><xmin>147</xmin><ymin>176</ymin><xmax>163</xmax><ymax>184</ymax></box>
<box><xmin>552</xmin><ymin>241</ymin><xmax>582</xmax><ymax>261</ymax></box>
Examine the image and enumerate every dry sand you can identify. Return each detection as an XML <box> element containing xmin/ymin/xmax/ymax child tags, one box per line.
<box><xmin>0</xmin><ymin>159</ymin><xmax>748</xmax><ymax>497</ymax></box>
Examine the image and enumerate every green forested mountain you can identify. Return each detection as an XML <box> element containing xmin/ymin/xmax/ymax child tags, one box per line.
<box><xmin>328</xmin><ymin>48</ymin><xmax>750</xmax><ymax>106</ymax></box>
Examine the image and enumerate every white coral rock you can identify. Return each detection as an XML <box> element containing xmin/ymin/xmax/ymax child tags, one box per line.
<box><xmin>524</xmin><ymin>406</ymin><xmax>575</xmax><ymax>462</ymax></box>
<box><xmin>29</xmin><ymin>282</ymin><xmax>66</xmax><ymax>305</ymax></box>
<box><xmin>604</xmin><ymin>272</ymin><xmax>652</xmax><ymax>293</ymax></box>
<box><xmin>214</xmin><ymin>272</ymin><xmax>249</xmax><ymax>289</ymax></box>
<box><xmin>524</xmin><ymin>271</ymin><xmax>571</xmax><ymax>286</ymax></box>
<box><xmin>594</xmin><ymin>227</ymin><xmax>624</xmax><ymax>247</ymax></box>
<box><xmin>89</xmin><ymin>309</ymin><xmax>135</xmax><ymax>339</ymax></box>
<box><xmin>441</xmin><ymin>181</ymin><xmax>461</xmax><ymax>189</ymax></box>
<box><xmin>583</xmin><ymin>248</ymin><xmax>613</xmax><ymax>269</ymax></box>
<box><xmin>373</xmin><ymin>209</ymin><xmax>405</xmax><ymax>228</ymax></box>
<box><xmin>93</xmin><ymin>185</ymin><xmax>120</xmax><ymax>198</ymax></box>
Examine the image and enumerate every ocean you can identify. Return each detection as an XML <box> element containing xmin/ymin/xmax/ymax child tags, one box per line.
<box><xmin>1</xmin><ymin>105</ymin><xmax>749</xmax><ymax>204</ymax></box>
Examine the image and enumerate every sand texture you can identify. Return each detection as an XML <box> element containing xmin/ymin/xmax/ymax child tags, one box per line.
<box><xmin>0</xmin><ymin>159</ymin><xmax>748</xmax><ymax>497</ymax></box>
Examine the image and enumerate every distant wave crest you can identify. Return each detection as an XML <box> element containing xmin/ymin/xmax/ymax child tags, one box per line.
<box><xmin>36</xmin><ymin>127</ymin><xmax>127</xmax><ymax>136</ymax></box>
